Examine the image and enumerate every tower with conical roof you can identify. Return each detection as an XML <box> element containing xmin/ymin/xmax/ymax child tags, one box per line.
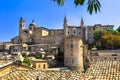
<box><xmin>63</xmin><ymin>16</ymin><xmax>68</xmax><ymax>37</ymax></box>
<box><xmin>81</xmin><ymin>17</ymin><xmax>84</xmax><ymax>27</ymax></box>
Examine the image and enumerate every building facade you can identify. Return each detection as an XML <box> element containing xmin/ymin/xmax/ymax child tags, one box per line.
<box><xmin>10</xmin><ymin>17</ymin><xmax>114</xmax><ymax>71</ymax></box>
<box><xmin>32</xmin><ymin>59</ymin><xmax>49</xmax><ymax>70</ymax></box>
<box><xmin>87</xmin><ymin>24</ymin><xmax>114</xmax><ymax>42</ymax></box>
<box><xmin>11</xmin><ymin>17</ymin><xmax>114</xmax><ymax>44</ymax></box>
<box><xmin>11</xmin><ymin>17</ymin><xmax>86</xmax><ymax>44</ymax></box>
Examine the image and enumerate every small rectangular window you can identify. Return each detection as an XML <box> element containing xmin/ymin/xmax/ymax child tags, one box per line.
<box><xmin>111</xmin><ymin>54</ymin><xmax>117</xmax><ymax>56</ymax></box>
<box><xmin>71</xmin><ymin>44</ymin><xmax>73</xmax><ymax>48</ymax></box>
<box><xmin>43</xmin><ymin>64</ymin><xmax>46</xmax><ymax>69</ymax></box>
<box><xmin>71</xmin><ymin>53</ymin><xmax>73</xmax><ymax>56</ymax></box>
<box><xmin>38</xmin><ymin>64</ymin><xmax>40</xmax><ymax>68</ymax></box>
<box><xmin>74</xmin><ymin>30</ymin><xmax>75</xmax><ymax>33</ymax></box>
<box><xmin>89</xmin><ymin>28</ymin><xmax>92</xmax><ymax>30</ymax></box>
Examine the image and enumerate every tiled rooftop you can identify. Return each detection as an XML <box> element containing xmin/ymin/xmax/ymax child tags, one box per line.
<box><xmin>1</xmin><ymin>60</ymin><xmax>120</xmax><ymax>80</ymax></box>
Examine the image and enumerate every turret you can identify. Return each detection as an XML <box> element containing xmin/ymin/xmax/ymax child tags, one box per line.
<box><xmin>64</xmin><ymin>16</ymin><xmax>67</xmax><ymax>25</ymax></box>
<box><xmin>32</xmin><ymin>19</ymin><xmax>34</xmax><ymax>23</ymax></box>
<box><xmin>81</xmin><ymin>17</ymin><xmax>84</xmax><ymax>27</ymax></box>
<box><xmin>63</xmin><ymin>16</ymin><xmax>68</xmax><ymax>37</ymax></box>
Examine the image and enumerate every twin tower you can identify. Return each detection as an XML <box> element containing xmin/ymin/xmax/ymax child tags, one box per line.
<box><xmin>63</xmin><ymin>17</ymin><xmax>86</xmax><ymax>71</ymax></box>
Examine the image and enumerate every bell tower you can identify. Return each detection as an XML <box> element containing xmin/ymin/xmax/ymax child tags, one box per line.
<box><xmin>63</xmin><ymin>16</ymin><xmax>68</xmax><ymax>37</ymax></box>
<box><xmin>19</xmin><ymin>17</ymin><xmax>25</xmax><ymax>35</ymax></box>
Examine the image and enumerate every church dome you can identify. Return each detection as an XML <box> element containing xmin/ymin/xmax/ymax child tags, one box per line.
<box><xmin>29</xmin><ymin>19</ymin><xmax>37</xmax><ymax>26</ymax></box>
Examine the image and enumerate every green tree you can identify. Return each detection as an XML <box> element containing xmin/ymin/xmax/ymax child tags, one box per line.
<box><xmin>108</xmin><ymin>29</ymin><xmax>119</xmax><ymax>35</ymax></box>
<box><xmin>52</xmin><ymin>0</ymin><xmax>101</xmax><ymax>14</ymax></box>
<box><xmin>117</xmin><ymin>26</ymin><xmax>120</xmax><ymax>32</ymax></box>
<box><xmin>35</xmin><ymin>55</ymin><xmax>42</xmax><ymax>59</ymax></box>
<box><xmin>93</xmin><ymin>30</ymin><xmax>102</xmax><ymax>49</ymax></box>
<box><xmin>113</xmin><ymin>35</ymin><xmax>120</xmax><ymax>49</ymax></box>
<box><xmin>100</xmin><ymin>30</ymin><xmax>114</xmax><ymax>49</ymax></box>
<box><xmin>23</xmin><ymin>56</ymin><xmax>31</xmax><ymax>66</ymax></box>
<box><xmin>94</xmin><ymin>30</ymin><xmax>102</xmax><ymax>41</ymax></box>
<box><xmin>35</xmin><ymin>53</ymin><xmax>42</xmax><ymax>59</ymax></box>
<box><xmin>94</xmin><ymin>30</ymin><xmax>120</xmax><ymax>49</ymax></box>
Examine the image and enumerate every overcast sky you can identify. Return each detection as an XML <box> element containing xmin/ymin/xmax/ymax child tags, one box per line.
<box><xmin>0</xmin><ymin>0</ymin><xmax>120</xmax><ymax>41</ymax></box>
